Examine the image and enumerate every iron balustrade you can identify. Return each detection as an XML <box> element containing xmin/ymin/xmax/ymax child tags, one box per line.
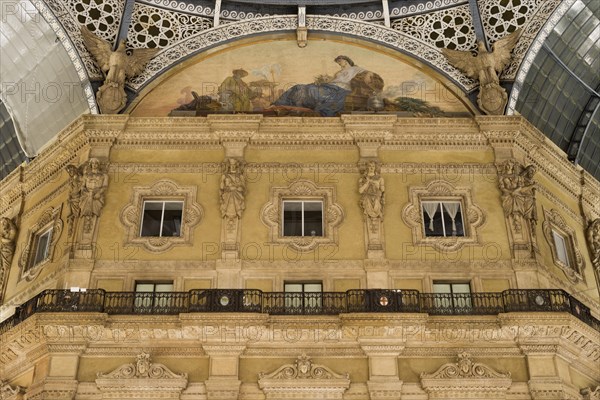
<box><xmin>1</xmin><ymin>288</ymin><xmax>598</xmax><ymax>333</ymax></box>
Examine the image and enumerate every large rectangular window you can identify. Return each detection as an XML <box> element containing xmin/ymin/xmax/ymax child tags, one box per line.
<box><xmin>284</xmin><ymin>281</ymin><xmax>323</xmax><ymax>312</ymax></box>
<box><xmin>432</xmin><ymin>281</ymin><xmax>472</xmax><ymax>310</ymax></box>
<box><xmin>140</xmin><ymin>201</ymin><xmax>183</xmax><ymax>237</ymax></box>
<box><xmin>421</xmin><ymin>201</ymin><xmax>464</xmax><ymax>237</ymax></box>
<box><xmin>282</xmin><ymin>200</ymin><xmax>323</xmax><ymax>236</ymax></box>
<box><xmin>134</xmin><ymin>281</ymin><xmax>174</xmax><ymax>312</ymax></box>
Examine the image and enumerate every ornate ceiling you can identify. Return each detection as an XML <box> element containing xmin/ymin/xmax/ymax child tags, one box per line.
<box><xmin>0</xmin><ymin>0</ymin><xmax>598</xmax><ymax>179</ymax></box>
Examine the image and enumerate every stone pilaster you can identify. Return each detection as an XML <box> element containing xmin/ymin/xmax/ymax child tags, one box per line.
<box><xmin>359</xmin><ymin>342</ymin><xmax>404</xmax><ymax>400</ymax></box>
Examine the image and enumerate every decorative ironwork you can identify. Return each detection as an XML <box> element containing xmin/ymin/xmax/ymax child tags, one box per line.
<box><xmin>1</xmin><ymin>288</ymin><xmax>598</xmax><ymax>333</ymax></box>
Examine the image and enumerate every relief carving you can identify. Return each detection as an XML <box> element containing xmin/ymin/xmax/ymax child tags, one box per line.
<box><xmin>581</xmin><ymin>386</ymin><xmax>600</xmax><ymax>400</ymax></box>
<box><xmin>97</xmin><ymin>352</ymin><xmax>187</xmax><ymax>380</ymax></box>
<box><xmin>258</xmin><ymin>354</ymin><xmax>350</xmax><ymax>399</ymax></box>
<box><xmin>420</xmin><ymin>352</ymin><xmax>512</xmax><ymax>398</ymax></box>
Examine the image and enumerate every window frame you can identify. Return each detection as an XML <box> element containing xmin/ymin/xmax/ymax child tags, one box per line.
<box><xmin>402</xmin><ymin>180</ymin><xmax>485</xmax><ymax>252</ymax></box>
<box><xmin>29</xmin><ymin>227</ymin><xmax>54</xmax><ymax>270</ymax></box>
<box><xmin>542</xmin><ymin>208</ymin><xmax>585</xmax><ymax>283</ymax></box>
<box><xmin>139</xmin><ymin>200</ymin><xmax>185</xmax><ymax>238</ymax></box>
<box><xmin>120</xmin><ymin>179</ymin><xmax>203</xmax><ymax>253</ymax></box>
<box><xmin>281</xmin><ymin>199</ymin><xmax>324</xmax><ymax>237</ymax></box>
<box><xmin>420</xmin><ymin>199</ymin><xmax>465</xmax><ymax>238</ymax></box>
<box><xmin>134</xmin><ymin>280</ymin><xmax>175</xmax><ymax>312</ymax></box>
<box><xmin>261</xmin><ymin>179</ymin><xmax>344</xmax><ymax>252</ymax></box>
<box><xmin>19</xmin><ymin>206</ymin><xmax>63</xmax><ymax>282</ymax></box>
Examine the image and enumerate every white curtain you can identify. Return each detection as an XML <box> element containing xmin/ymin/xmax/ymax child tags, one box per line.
<box><xmin>423</xmin><ymin>203</ymin><xmax>439</xmax><ymax>231</ymax></box>
<box><xmin>443</xmin><ymin>203</ymin><xmax>460</xmax><ymax>234</ymax></box>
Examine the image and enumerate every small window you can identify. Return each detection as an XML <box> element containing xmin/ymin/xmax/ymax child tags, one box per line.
<box><xmin>552</xmin><ymin>229</ymin><xmax>570</xmax><ymax>266</ymax></box>
<box><xmin>140</xmin><ymin>201</ymin><xmax>183</xmax><ymax>237</ymax></box>
<box><xmin>28</xmin><ymin>228</ymin><xmax>53</xmax><ymax>270</ymax></box>
<box><xmin>282</xmin><ymin>200</ymin><xmax>323</xmax><ymax>237</ymax></box>
<box><xmin>284</xmin><ymin>281</ymin><xmax>323</xmax><ymax>312</ymax></box>
<box><xmin>421</xmin><ymin>201</ymin><xmax>464</xmax><ymax>237</ymax></box>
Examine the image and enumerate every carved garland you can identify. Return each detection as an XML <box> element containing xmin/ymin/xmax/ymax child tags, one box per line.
<box><xmin>542</xmin><ymin>208</ymin><xmax>585</xmax><ymax>283</ymax></box>
<box><xmin>18</xmin><ymin>206</ymin><xmax>63</xmax><ymax>282</ymax></box>
<box><xmin>260</xmin><ymin>179</ymin><xmax>344</xmax><ymax>252</ymax></box>
<box><xmin>120</xmin><ymin>179</ymin><xmax>203</xmax><ymax>253</ymax></box>
<box><xmin>402</xmin><ymin>180</ymin><xmax>485</xmax><ymax>251</ymax></box>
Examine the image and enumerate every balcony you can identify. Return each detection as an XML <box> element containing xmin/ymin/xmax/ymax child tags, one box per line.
<box><xmin>1</xmin><ymin>288</ymin><xmax>598</xmax><ymax>335</ymax></box>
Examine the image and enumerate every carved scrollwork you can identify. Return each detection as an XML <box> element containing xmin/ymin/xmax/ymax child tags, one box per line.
<box><xmin>260</xmin><ymin>179</ymin><xmax>344</xmax><ymax>252</ymax></box>
<box><xmin>258</xmin><ymin>354</ymin><xmax>350</xmax><ymax>399</ymax></box>
<box><xmin>120</xmin><ymin>179</ymin><xmax>203</xmax><ymax>253</ymax></box>
<box><xmin>0</xmin><ymin>380</ymin><xmax>24</xmax><ymax>400</ymax></box>
<box><xmin>420</xmin><ymin>352</ymin><xmax>512</xmax><ymax>398</ymax></box>
<box><xmin>97</xmin><ymin>352</ymin><xmax>187</xmax><ymax>380</ymax></box>
<box><xmin>259</xmin><ymin>354</ymin><xmax>349</xmax><ymax>380</ymax></box>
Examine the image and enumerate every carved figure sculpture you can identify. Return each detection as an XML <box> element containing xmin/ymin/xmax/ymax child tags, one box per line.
<box><xmin>79</xmin><ymin>159</ymin><xmax>109</xmax><ymax>233</ymax></box>
<box><xmin>442</xmin><ymin>30</ymin><xmax>520</xmax><ymax>115</ymax></box>
<box><xmin>65</xmin><ymin>164</ymin><xmax>83</xmax><ymax>235</ymax></box>
<box><xmin>80</xmin><ymin>27</ymin><xmax>158</xmax><ymax>114</ymax></box>
<box><xmin>0</xmin><ymin>217</ymin><xmax>17</xmax><ymax>300</ymax></box>
<box><xmin>588</xmin><ymin>219</ymin><xmax>600</xmax><ymax>269</ymax></box>
<box><xmin>220</xmin><ymin>158</ymin><xmax>246</xmax><ymax>223</ymax></box>
<box><xmin>497</xmin><ymin>160</ymin><xmax>537</xmax><ymax>233</ymax></box>
<box><xmin>358</xmin><ymin>161</ymin><xmax>385</xmax><ymax>219</ymax></box>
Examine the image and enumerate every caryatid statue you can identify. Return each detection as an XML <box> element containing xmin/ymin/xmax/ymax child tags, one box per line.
<box><xmin>79</xmin><ymin>158</ymin><xmax>109</xmax><ymax>234</ymax></box>
<box><xmin>80</xmin><ymin>27</ymin><xmax>158</xmax><ymax>114</ymax></box>
<box><xmin>220</xmin><ymin>158</ymin><xmax>246</xmax><ymax>227</ymax></box>
<box><xmin>0</xmin><ymin>217</ymin><xmax>17</xmax><ymax>300</ymax></box>
<box><xmin>359</xmin><ymin>161</ymin><xmax>385</xmax><ymax>219</ymax></box>
<box><xmin>442</xmin><ymin>30</ymin><xmax>520</xmax><ymax>115</ymax></box>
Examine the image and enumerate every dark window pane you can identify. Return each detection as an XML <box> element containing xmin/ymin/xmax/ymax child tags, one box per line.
<box><xmin>304</xmin><ymin>204</ymin><xmax>323</xmax><ymax>236</ymax></box>
<box><xmin>422</xmin><ymin>203</ymin><xmax>444</xmax><ymax>237</ymax></box>
<box><xmin>442</xmin><ymin>202</ymin><xmax>464</xmax><ymax>237</ymax></box>
<box><xmin>141</xmin><ymin>202</ymin><xmax>163</xmax><ymax>236</ymax></box>
<box><xmin>32</xmin><ymin>229</ymin><xmax>52</xmax><ymax>266</ymax></box>
<box><xmin>161</xmin><ymin>202</ymin><xmax>183</xmax><ymax>237</ymax></box>
<box><xmin>283</xmin><ymin>201</ymin><xmax>303</xmax><ymax>236</ymax></box>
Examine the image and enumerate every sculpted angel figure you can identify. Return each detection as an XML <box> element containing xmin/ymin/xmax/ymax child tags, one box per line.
<box><xmin>442</xmin><ymin>30</ymin><xmax>520</xmax><ymax>115</ymax></box>
<box><xmin>220</xmin><ymin>158</ymin><xmax>246</xmax><ymax>223</ymax></box>
<box><xmin>79</xmin><ymin>159</ymin><xmax>109</xmax><ymax>233</ymax></box>
<box><xmin>80</xmin><ymin>27</ymin><xmax>158</xmax><ymax>114</ymax></box>
<box><xmin>359</xmin><ymin>161</ymin><xmax>385</xmax><ymax>219</ymax></box>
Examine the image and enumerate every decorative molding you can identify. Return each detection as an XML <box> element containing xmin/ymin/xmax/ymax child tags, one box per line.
<box><xmin>120</xmin><ymin>179</ymin><xmax>203</xmax><ymax>253</ymax></box>
<box><xmin>401</xmin><ymin>180</ymin><xmax>485</xmax><ymax>251</ymax></box>
<box><xmin>420</xmin><ymin>352</ymin><xmax>512</xmax><ymax>398</ymax></box>
<box><xmin>542</xmin><ymin>208</ymin><xmax>585</xmax><ymax>284</ymax></box>
<box><xmin>258</xmin><ymin>354</ymin><xmax>350</xmax><ymax>399</ymax></box>
<box><xmin>260</xmin><ymin>179</ymin><xmax>344</xmax><ymax>252</ymax></box>
<box><xmin>581</xmin><ymin>386</ymin><xmax>600</xmax><ymax>400</ymax></box>
<box><xmin>18</xmin><ymin>206</ymin><xmax>63</xmax><ymax>282</ymax></box>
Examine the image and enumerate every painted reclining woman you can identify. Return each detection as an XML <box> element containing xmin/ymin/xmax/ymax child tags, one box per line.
<box><xmin>272</xmin><ymin>55</ymin><xmax>383</xmax><ymax>116</ymax></box>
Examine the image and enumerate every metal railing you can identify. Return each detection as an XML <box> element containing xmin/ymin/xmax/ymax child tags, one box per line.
<box><xmin>1</xmin><ymin>288</ymin><xmax>598</xmax><ymax>335</ymax></box>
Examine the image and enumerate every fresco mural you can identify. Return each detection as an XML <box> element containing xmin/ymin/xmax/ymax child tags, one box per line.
<box><xmin>129</xmin><ymin>40</ymin><xmax>473</xmax><ymax>117</ymax></box>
